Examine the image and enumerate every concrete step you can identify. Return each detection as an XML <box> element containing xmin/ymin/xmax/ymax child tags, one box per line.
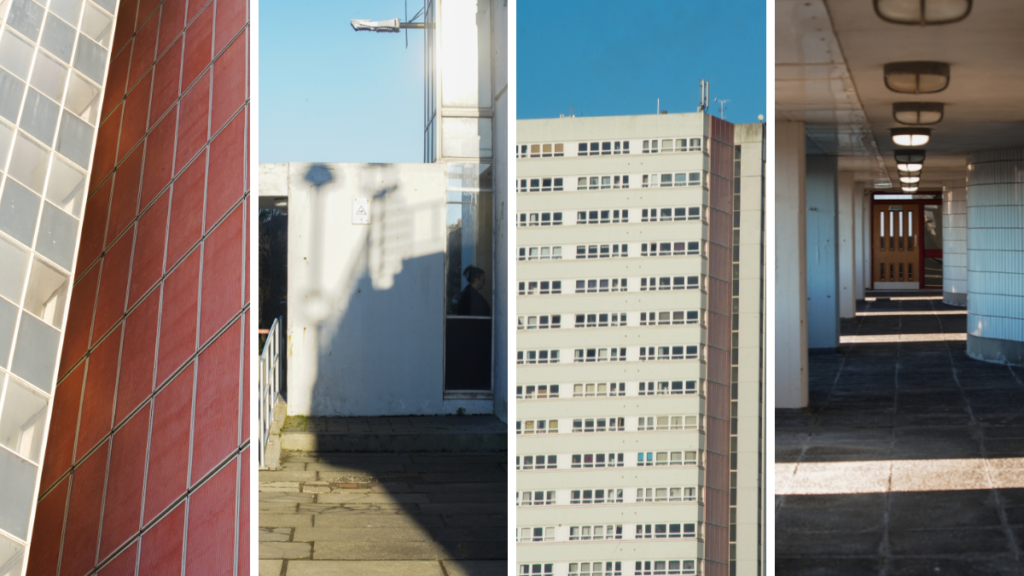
<box><xmin>279</xmin><ymin>415</ymin><xmax>507</xmax><ymax>453</ymax></box>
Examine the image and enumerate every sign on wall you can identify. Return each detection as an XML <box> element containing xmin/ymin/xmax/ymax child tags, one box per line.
<box><xmin>353</xmin><ymin>198</ymin><xmax>371</xmax><ymax>224</ymax></box>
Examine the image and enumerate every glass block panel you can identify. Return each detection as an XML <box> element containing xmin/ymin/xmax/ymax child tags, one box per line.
<box><xmin>0</xmin><ymin>534</ymin><xmax>25</xmax><ymax>576</ymax></box>
<box><xmin>55</xmin><ymin>110</ymin><xmax>91</xmax><ymax>168</ymax></box>
<box><xmin>0</xmin><ymin>68</ymin><xmax>26</xmax><ymax>122</ymax></box>
<box><xmin>64</xmin><ymin>70</ymin><xmax>99</xmax><ymax>124</ymax></box>
<box><xmin>0</xmin><ymin>28</ymin><xmax>34</xmax><ymax>80</ymax></box>
<box><xmin>0</xmin><ymin>235</ymin><xmax>28</xmax><ymax>304</ymax></box>
<box><xmin>20</xmin><ymin>89</ymin><xmax>60</xmax><ymax>145</ymax></box>
<box><xmin>45</xmin><ymin>155</ymin><xmax>85</xmax><ymax>216</ymax></box>
<box><xmin>35</xmin><ymin>203</ymin><xmax>76</xmax><ymax>270</ymax></box>
<box><xmin>7</xmin><ymin>0</ymin><xmax>45</xmax><ymax>42</ymax></box>
<box><xmin>11</xmin><ymin>312</ymin><xmax>59</xmax><ymax>393</ymax></box>
<box><xmin>0</xmin><ymin>447</ymin><xmax>36</xmax><ymax>540</ymax></box>
<box><xmin>23</xmin><ymin>258</ymin><xmax>68</xmax><ymax>326</ymax></box>
<box><xmin>72</xmin><ymin>33</ymin><xmax>105</xmax><ymax>83</ymax></box>
<box><xmin>0</xmin><ymin>298</ymin><xmax>16</xmax><ymax>368</ymax></box>
<box><xmin>40</xmin><ymin>13</ymin><xmax>75</xmax><ymax>63</ymax></box>
<box><xmin>0</xmin><ymin>376</ymin><xmax>47</xmax><ymax>463</ymax></box>
<box><xmin>29</xmin><ymin>51</ymin><xmax>68</xmax><ymax>102</ymax></box>
<box><xmin>0</xmin><ymin>179</ymin><xmax>41</xmax><ymax>246</ymax></box>
<box><xmin>49</xmin><ymin>0</ymin><xmax>84</xmax><ymax>25</ymax></box>
<box><xmin>80</xmin><ymin>2</ymin><xmax>112</xmax><ymax>47</ymax></box>
<box><xmin>8</xmin><ymin>131</ymin><xmax>49</xmax><ymax>192</ymax></box>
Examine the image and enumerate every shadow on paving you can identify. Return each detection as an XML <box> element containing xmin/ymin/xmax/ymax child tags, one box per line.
<box><xmin>258</xmin><ymin>449</ymin><xmax>506</xmax><ymax>576</ymax></box>
<box><xmin>776</xmin><ymin>297</ymin><xmax>1024</xmax><ymax>575</ymax></box>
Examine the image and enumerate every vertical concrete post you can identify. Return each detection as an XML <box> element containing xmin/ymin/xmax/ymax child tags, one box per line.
<box><xmin>966</xmin><ymin>150</ymin><xmax>1024</xmax><ymax>364</ymax></box>
<box><xmin>943</xmin><ymin>179</ymin><xmax>967</xmax><ymax>307</ymax></box>
<box><xmin>775</xmin><ymin>122</ymin><xmax>808</xmax><ymax>408</ymax></box>
<box><xmin>854</xmin><ymin>185</ymin><xmax>866</xmax><ymax>301</ymax></box>
<box><xmin>806</xmin><ymin>156</ymin><xmax>840</xmax><ymax>351</ymax></box>
<box><xmin>837</xmin><ymin>172</ymin><xmax>856</xmax><ymax>318</ymax></box>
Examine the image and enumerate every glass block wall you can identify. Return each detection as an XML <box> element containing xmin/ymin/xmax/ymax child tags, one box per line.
<box><xmin>0</xmin><ymin>0</ymin><xmax>117</xmax><ymax>571</ymax></box>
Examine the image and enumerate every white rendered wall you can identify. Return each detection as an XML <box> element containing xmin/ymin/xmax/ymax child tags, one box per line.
<box><xmin>966</xmin><ymin>149</ymin><xmax>1024</xmax><ymax>364</ymax></box>
<box><xmin>943</xmin><ymin>180</ymin><xmax>967</xmax><ymax>306</ymax></box>
<box><xmin>837</xmin><ymin>172</ymin><xmax>855</xmax><ymax>318</ymax></box>
<box><xmin>775</xmin><ymin>121</ymin><xmax>807</xmax><ymax>408</ymax></box>
<box><xmin>854</xmin><ymin>186</ymin><xmax>866</xmax><ymax>300</ymax></box>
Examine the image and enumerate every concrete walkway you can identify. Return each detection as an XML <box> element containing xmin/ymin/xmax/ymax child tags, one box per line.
<box><xmin>259</xmin><ymin>417</ymin><xmax>506</xmax><ymax>576</ymax></box>
<box><xmin>777</xmin><ymin>296</ymin><xmax>1024</xmax><ymax>575</ymax></box>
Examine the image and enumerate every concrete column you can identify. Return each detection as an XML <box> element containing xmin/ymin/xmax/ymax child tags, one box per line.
<box><xmin>837</xmin><ymin>172</ymin><xmax>856</xmax><ymax>317</ymax></box>
<box><xmin>943</xmin><ymin>179</ymin><xmax>967</xmax><ymax>307</ymax></box>
<box><xmin>966</xmin><ymin>149</ymin><xmax>1024</xmax><ymax>365</ymax></box>
<box><xmin>775</xmin><ymin>121</ymin><xmax>808</xmax><ymax>408</ymax></box>
<box><xmin>806</xmin><ymin>156</ymin><xmax>839</xmax><ymax>351</ymax></box>
<box><xmin>854</xmin><ymin>185</ymin><xmax>866</xmax><ymax>300</ymax></box>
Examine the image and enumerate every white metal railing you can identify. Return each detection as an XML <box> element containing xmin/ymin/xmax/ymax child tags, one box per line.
<box><xmin>259</xmin><ymin>316</ymin><xmax>283</xmax><ymax>468</ymax></box>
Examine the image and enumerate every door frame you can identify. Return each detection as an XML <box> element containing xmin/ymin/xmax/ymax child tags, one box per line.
<box><xmin>869</xmin><ymin>193</ymin><xmax>942</xmax><ymax>290</ymax></box>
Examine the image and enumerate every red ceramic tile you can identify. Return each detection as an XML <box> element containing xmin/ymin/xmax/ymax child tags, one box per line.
<box><xmin>107</xmin><ymin>145</ymin><xmax>144</xmax><ymax>247</ymax></box>
<box><xmin>102</xmin><ymin>45</ymin><xmax>132</xmax><ymax>114</ymax></box>
<box><xmin>237</xmin><ymin>448</ymin><xmax>249</xmax><ymax>576</ymax></box>
<box><xmin>181</xmin><ymin>5</ymin><xmax>213</xmax><ymax>91</ymax></box>
<box><xmin>128</xmin><ymin>14</ymin><xmax>159</xmax><ymax>90</ymax></box>
<box><xmin>206</xmin><ymin>113</ymin><xmax>243</xmax><ymax>228</ymax></box>
<box><xmin>191</xmin><ymin>320</ymin><xmax>240</xmax><ymax>484</ymax></box>
<box><xmin>24</xmin><ymin>477</ymin><xmax>69</xmax><ymax>576</ymax></box>
<box><xmin>97</xmin><ymin>542</ymin><xmax>138</xmax><ymax>576</ymax></box>
<box><xmin>93</xmin><ymin>103</ymin><xmax>123</xmax><ymax>186</ymax></box>
<box><xmin>116</xmin><ymin>289</ymin><xmax>159</xmax><ymax>425</ymax></box>
<box><xmin>175</xmin><ymin>72</ymin><xmax>210</xmax><ymax>174</ymax></box>
<box><xmin>158</xmin><ymin>0</ymin><xmax>187</xmax><ymax>57</ymax></box>
<box><xmin>210</xmin><ymin>37</ymin><xmax>245</xmax><ymax>139</ymax></box>
<box><xmin>92</xmin><ymin>228</ymin><xmax>133</xmax><ymax>341</ymax></box>
<box><xmin>61</xmin><ymin>442</ymin><xmax>109</xmax><ymax>576</ymax></box>
<box><xmin>156</xmin><ymin>250</ymin><xmax>199</xmax><ymax>385</ymax></box>
<box><xmin>111</xmin><ymin>0</ymin><xmax>139</xmax><ymax>56</ymax></box>
<box><xmin>214</xmin><ymin>0</ymin><xmax>246</xmax><ymax>55</ymax></box>
<box><xmin>76</xmin><ymin>327</ymin><xmax>121</xmax><ymax>462</ymax></box>
<box><xmin>199</xmin><ymin>207</ymin><xmax>242</xmax><ymax>344</ymax></box>
<box><xmin>139</xmin><ymin>503</ymin><xmax>185</xmax><ymax>576</ymax></box>
<box><xmin>38</xmin><ymin>364</ymin><xmax>84</xmax><ymax>492</ymax></box>
<box><xmin>141</xmin><ymin>107</ymin><xmax>178</xmax><ymax>206</ymax></box>
<box><xmin>144</xmin><ymin>363</ymin><xmax>193</xmax><ymax>523</ymax></box>
<box><xmin>136</xmin><ymin>0</ymin><xmax>162</xmax><ymax>26</ymax></box>
<box><xmin>77</xmin><ymin>180</ymin><xmax>112</xmax><ymax>278</ymax></box>
<box><xmin>241</xmin><ymin>309</ymin><xmax>249</xmax><ymax>442</ymax></box>
<box><xmin>118</xmin><ymin>75</ymin><xmax>152</xmax><ymax>163</ymax></box>
<box><xmin>166</xmin><ymin>150</ymin><xmax>205</xmax><ymax>267</ymax></box>
<box><xmin>185</xmin><ymin>458</ymin><xmax>235</xmax><ymax>576</ymax></box>
<box><xmin>150</xmin><ymin>37</ymin><xmax>182</xmax><ymax>129</ymax></box>
<box><xmin>128</xmin><ymin>193</ymin><xmax>168</xmax><ymax>306</ymax></box>
<box><xmin>99</xmin><ymin>407</ymin><xmax>150</xmax><ymax>561</ymax></box>
<box><xmin>59</xmin><ymin>265</ymin><xmax>100</xmax><ymax>377</ymax></box>
<box><xmin>244</xmin><ymin>195</ymin><xmax>249</xmax><ymax>297</ymax></box>
<box><xmin>186</xmin><ymin>0</ymin><xmax>213</xmax><ymax>26</ymax></box>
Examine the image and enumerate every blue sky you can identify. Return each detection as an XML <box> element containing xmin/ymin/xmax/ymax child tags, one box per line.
<box><xmin>517</xmin><ymin>0</ymin><xmax>767</xmax><ymax>124</ymax></box>
<box><xmin>260</xmin><ymin>0</ymin><xmax>426</xmax><ymax>164</ymax></box>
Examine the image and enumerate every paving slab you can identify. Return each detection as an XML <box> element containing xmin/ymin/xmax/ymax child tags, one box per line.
<box><xmin>285</xmin><ymin>560</ymin><xmax>445</xmax><ymax>576</ymax></box>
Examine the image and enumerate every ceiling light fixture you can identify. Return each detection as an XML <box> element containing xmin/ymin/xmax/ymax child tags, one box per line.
<box><xmin>874</xmin><ymin>0</ymin><xmax>972</xmax><ymax>25</ymax></box>
<box><xmin>893</xmin><ymin>102</ymin><xmax>945</xmax><ymax>125</ymax></box>
<box><xmin>894</xmin><ymin>149</ymin><xmax>926</xmax><ymax>165</ymax></box>
<box><xmin>891</xmin><ymin>128</ymin><xmax>931</xmax><ymax>146</ymax></box>
<box><xmin>884</xmin><ymin>62</ymin><xmax>950</xmax><ymax>94</ymax></box>
<box><xmin>902</xmin><ymin>186</ymin><xmax>920</xmax><ymax>192</ymax></box>
<box><xmin>900</xmin><ymin>176</ymin><xmax>921</xmax><ymax>183</ymax></box>
<box><xmin>897</xmin><ymin>163</ymin><xmax>924</xmax><ymax>172</ymax></box>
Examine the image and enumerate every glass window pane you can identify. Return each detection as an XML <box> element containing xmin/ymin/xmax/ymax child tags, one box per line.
<box><xmin>441</xmin><ymin>116</ymin><xmax>492</xmax><ymax>159</ymax></box>
<box><xmin>445</xmin><ymin>192</ymin><xmax>492</xmax><ymax>315</ymax></box>
<box><xmin>0</xmin><ymin>535</ymin><xmax>25</xmax><ymax>576</ymax></box>
<box><xmin>24</xmin><ymin>257</ymin><xmax>69</xmax><ymax>325</ymax></box>
<box><xmin>0</xmin><ymin>68</ymin><xmax>27</xmax><ymax>122</ymax></box>
<box><xmin>446</xmin><ymin>162</ymin><xmax>492</xmax><ymax>190</ymax></box>
<box><xmin>49</xmin><ymin>0</ymin><xmax>84</xmax><ymax>26</ymax></box>
<box><xmin>40</xmin><ymin>13</ymin><xmax>76</xmax><ymax>63</ymax></box>
<box><xmin>30</xmin><ymin>51</ymin><xmax>68</xmax><ymax>102</ymax></box>
<box><xmin>0</xmin><ymin>298</ymin><xmax>16</xmax><ymax>367</ymax></box>
<box><xmin>64</xmin><ymin>71</ymin><xmax>100</xmax><ymax>125</ymax></box>
<box><xmin>9</xmin><ymin>131</ymin><xmax>49</xmax><ymax>192</ymax></box>
<box><xmin>45</xmin><ymin>155</ymin><xmax>85</xmax><ymax>216</ymax></box>
<box><xmin>35</xmin><ymin>202</ymin><xmax>76</xmax><ymax>270</ymax></box>
<box><xmin>11</xmin><ymin>312</ymin><xmax>59</xmax><ymax>392</ymax></box>
<box><xmin>73</xmin><ymin>34</ymin><xmax>106</xmax><ymax>83</ymax></box>
<box><xmin>92</xmin><ymin>0</ymin><xmax>115</xmax><ymax>14</ymax></box>
<box><xmin>0</xmin><ymin>446</ymin><xmax>36</xmax><ymax>539</ymax></box>
<box><xmin>55</xmin><ymin>110</ymin><xmax>93</xmax><ymax>167</ymax></box>
<box><xmin>21</xmin><ymin>88</ymin><xmax>60</xmax><ymax>145</ymax></box>
<box><xmin>80</xmin><ymin>2</ymin><xmax>112</xmax><ymax>47</ymax></box>
<box><xmin>0</xmin><ymin>28</ymin><xmax>35</xmax><ymax>80</ymax></box>
<box><xmin>439</xmin><ymin>0</ymin><xmax>491</xmax><ymax>107</ymax></box>
<box><xmin>0</xmin><ymin>178</ymin><xmax>41</xmax><ymax>245</ymax></box>
<box><xmin>0</xmin><ymin>376</ymin><xmax>47</xmax><ymax>462</ymax></box>
<box><xmin>7</xmin><ymin>0</ymin><xmax>45</xmax><ymax>41</ymax></box>
<box><xmin>0</xmin><ymin>235</ymin><xmax>29</xmax><ymax>304</ymax></box>
<box><xmin>0</xmin><ymin>119</ymin><xmax>14</xmax><ymax>169</ymax></box>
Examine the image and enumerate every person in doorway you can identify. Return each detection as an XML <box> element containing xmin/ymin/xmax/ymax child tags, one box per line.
<box><xmin>457</xmin><ymin>265</ymin><xmax>491</xmax><ymax>316</ymax></box>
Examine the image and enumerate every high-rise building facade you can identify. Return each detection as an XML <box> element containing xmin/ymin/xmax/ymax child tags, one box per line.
<box><xmin>515</xmin><ymin>113</ymin><xmax>764</xmax><ymax>576</ymax></box>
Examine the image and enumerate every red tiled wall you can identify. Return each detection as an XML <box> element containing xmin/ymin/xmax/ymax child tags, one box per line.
<box><xmin>27</xmin><ymin>0</ymin><xmax>250</xmax><ymax>573</ymax></box>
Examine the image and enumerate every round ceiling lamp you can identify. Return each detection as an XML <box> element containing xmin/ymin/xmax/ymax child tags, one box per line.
<box><xmin>902</xmin><ymin>186</ymin><xmax>920</xmax><ymax>192</ymax></box>
<box><xmin>891</xmin><ymin>128</ymin><xmax>931</xmax><ymax>147</ymax></box>
<box><xmin>897</xmin><ymin>163</ymin><xmax>924</xmax><ymax>172</ymax></box>
<box><xmin>884</xmin><ymin>62</ymin><xmax>950</xmax><ymax>94</ymax></box>
<box><xmin>893</xmin><ymin>102</ymin><xmax>945</xmax><ymax>125</ymax></box>
<box><xmin>900</xmin><ymin>176</ymin><xmax>921</xmax><ymax>183</ymax></box>
<box><xmin>894</xmin><ymin>149</ymin><xmax>926</xmax><ymax>164</ymax></box>
<box><xmin>874</xmin><ymin>0</ymin><xmax>972</xmax><ymax>25</ymax></box>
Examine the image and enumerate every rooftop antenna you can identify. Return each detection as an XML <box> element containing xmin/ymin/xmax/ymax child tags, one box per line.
<box><xmin>698</xmin><ymin>78</ymin><xmax>710</xmax><ymax>113</ymax></box>
<box><xmin>714</xmin><ymin>98</ymin><xmax>730</xmax><ymax>120</ymax></box>
<box><xmin>351</xmin><ymin>0</ymin><xmax>429</xmax><ymax>48</ymax></box>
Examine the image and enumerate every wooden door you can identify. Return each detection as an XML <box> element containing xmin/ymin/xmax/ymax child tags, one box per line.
<box><xmin>872</xmin><ymin>203</ymin><xmax>921</xmax><ymax>289</ymax></box>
